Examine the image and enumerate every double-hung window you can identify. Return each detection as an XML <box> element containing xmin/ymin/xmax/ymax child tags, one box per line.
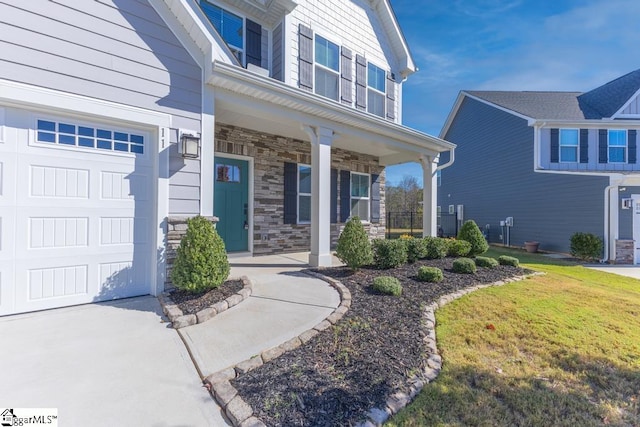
<box><xmin>314</xmin><ymin>35</ymin><xmax>340</xmax><ymax>101</ymax></box>
<box><xmin>559</xmin><ymin>129</ymin><xmax>578</xmax><ymax>162</ymax></box>
<box><xmin>298</xmin><ymin>164</ymin><xmax>311</xmax><ymax>223</ymax></box>
<box><xmin>350</xmin><ymin>173</ymin><xmax>370</xmax><ymax>221</ymax></box>
<box><xmin>200</xmin><ymin>1</ymin><xmax>244</xmax><ymax>64</ymax></box>
<box><xmin>609</xmin><ymin>130</ymin><xmax>627</xmax><ymax>163</ymax></box>
<box><xmin>367</xmin><ymin>63</ymin><xmax>386</xmax><ymax>117</ymax></box>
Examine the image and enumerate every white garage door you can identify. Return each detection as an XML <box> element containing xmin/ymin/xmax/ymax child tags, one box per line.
<box><xmin>0</xmin><ymin>107</ymin><xmax>155</xmax><ymax>315</ymax></box>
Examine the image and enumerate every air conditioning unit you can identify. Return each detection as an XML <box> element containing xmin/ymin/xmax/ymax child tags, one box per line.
<box><xmin>622</xmin><ymin>198</ymin><xmax>633</xmax><ymax>209</ymax></box>
<box><xmin>505</xmin><ymin>217</ymin><xmax>514</xmax><ymax>227</ymax></box>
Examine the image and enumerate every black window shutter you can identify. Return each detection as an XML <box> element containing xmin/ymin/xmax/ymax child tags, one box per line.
<box><xmin>598</xmin><ymin>129</ymin><xmax>608</xmax><ymax>163</ymax></box>
<box><xmin>245</xmin><ymin>19</ymin><xmax>262</xmax><ymax>67</ymax></box>
<box><xmin>371</xmin><ymin>173</ymin><xmax>380</xmax><ymax>223</ymax></box>
<box><xmin>629</xmin><ymin>130</ymin><xmax>637</xmax><ymax>164</ymax></box>
<box><xmin>550</xmin><ymin>128</ymin><xmax>559</xmax><ymax>163</ymax></box>
<box><xmin>386</xmin><ymin>73</ymin><xmax>395</xmax><ymax>121</ymax></box>
<box><xmin>579</xmin><ymin>129</ymin><xmax>589</xmax><ymax>163</ymax></box>
<box><xmin>331</xmin><ymin>169</ymin><xmax>338</xmax><ymax>223</ymax></box>
<box><xmin>298</xmin><ymin>24</ymin><xmax>313</xmax><ymax>91</ymax></box>
<box><xmin>355</xmin><ymin>54</ymin><xmax>366</xmax><ymax>110</ymax></box>
<box><xmin>340</xmin><ymin>47</ymin><xmax>353</xmax><ymax>105</ymax></box>
<box><xmin>340</xmin><ymin>170</ymin><xmax>351</xmax><ymax>222</ymax></box>
<box><xmin>283</xmin><ymin>162</ymin><xmax>297</xmax><ymax>224</ymax></box>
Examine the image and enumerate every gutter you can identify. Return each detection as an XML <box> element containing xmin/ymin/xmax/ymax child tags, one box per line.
<box><xmin>436</xmin><ymin>147</ymin><xmax>455</xmax><ymax>171</ymax></box>
<box><xmin>601</xmin><ymin>184</ymin><xmax>616</xmax><ymax>263</ymax></box>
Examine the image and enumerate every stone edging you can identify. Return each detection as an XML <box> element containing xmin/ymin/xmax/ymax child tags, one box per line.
<box><xmin>202</xmin><ymin>270</ymin><xmax>351</xmax><ymax>427</ymax></box>
<box><xmin>158</xmin><ymin>276</ymin><xmax>254</xmax><ymax>329</ymax></box>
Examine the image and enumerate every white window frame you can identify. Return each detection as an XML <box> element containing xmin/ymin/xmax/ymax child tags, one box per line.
<box><xmin>350</xmin><ymin>172</ymin><xmax>370</xmax><ymax>222</ymax></box>
<box><xmin>313</xmin><ymin>34</ymin><xmax>340</xmax><ymax>102</ymax></box>
<box><xmin>436</xmin><ymin>170</ymin><xmax>442</xmax><ymax>186</ymax></box>
<box><xmin>559</xmin><ymin>128</ymin><xmax>579</xmax><ymax>163</ymax></box>
<box><xmin>366</xmin><ymin>62</ymin><xmax>386</xmax><ymax>117</ymax></box>
<box><xmin>297</xmin><ymin>164</ymin><xmax>311</xmax><ymax>224</ymax></box>
<box><xmin>200</xmin><ymin>0</ymin><xmax>246</xmax><ymax>65</ymax></box>
<box><xmin>608</xmin><ymin>129</ymin><xmax>627</xmax><ymax>164</ymax></box>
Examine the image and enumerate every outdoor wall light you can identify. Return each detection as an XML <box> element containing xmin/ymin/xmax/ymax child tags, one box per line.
<box><xmin>180</xmin><ymin>132</ymin><xmax>200</xmax><ymax>159</ymax></box>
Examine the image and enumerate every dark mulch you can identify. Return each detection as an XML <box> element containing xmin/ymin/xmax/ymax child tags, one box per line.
<box><xmin>169</xmin><ymin>280</ymin><xmax>244</xmax><ymax>315</ymax></box>
<box><xmin>232</xmin><ymin>258</ymin><xmax>528</xmax><ymax>426</ymax></box>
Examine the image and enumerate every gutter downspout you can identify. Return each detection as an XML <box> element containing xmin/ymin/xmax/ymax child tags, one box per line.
<box><xmin>436</xmin><ymin>147</ymin><xmax>455</xmax><ymax>171</ymax></box>
<box><xmin>601</xmin><ymin>184</ymin><xmax>616</xmax><ymax>263</ymax></box>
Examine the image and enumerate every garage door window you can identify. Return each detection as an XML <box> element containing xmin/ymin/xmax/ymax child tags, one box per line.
<box><xmin>37</xmin><ymin>120</ymin><xmax>144</xmax><ymax>154</ymax></box>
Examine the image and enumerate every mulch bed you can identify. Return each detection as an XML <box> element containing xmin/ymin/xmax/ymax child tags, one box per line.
<box><xmin>169</xmin><ymin>279</ymin><xmax>244</xmax><ymax>315</ymax></box>
<box><xmin>232</xmin><ymin>258</ymin><xmax>528</xmax><ymax>426</ymax></box>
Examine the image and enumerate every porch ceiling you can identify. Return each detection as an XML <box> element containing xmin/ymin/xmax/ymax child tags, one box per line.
<box><xmin>208</xmin><ymin>62</ymin><xmax>455</xmax><ymax>166</ymax></box>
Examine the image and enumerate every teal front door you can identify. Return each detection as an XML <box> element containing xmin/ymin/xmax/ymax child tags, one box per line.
<box><xmin>214</xmin><ymin>157</ymin><xmax>249</xmax><ymax>252</ymax></box>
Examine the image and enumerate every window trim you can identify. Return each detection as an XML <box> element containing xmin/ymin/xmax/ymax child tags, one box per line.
<box><xmin>608</xmin><ymin>129</ymin><xmax>627</xmax><ymax>164</ymax></box>
<box><xmin>350</xmin><ymin>172</ymin><xmax>370</xmax><ymax>222</ymax></box>
<box><xmin>297</xmin><ymin>164</ymin><xmax>311</xmax><ymax>224</ymax></box>
<box><xmin>366</xmin><ymin>62</ymin><xmax>386</xmax><ymax>117</ymax></box>
<box><xmin>313</xmin><ymin>34</ymin><xmax>341</xmax><ymax>102</ymax></box>
<box><xmin>200</xmin><ymin>0</ymin><xmax>246</xmax><ymax>65</ymax></box>
<box><xmin>559</xmin><ymin>128</ymin><xmax>579</xmax><ymax>163</ymax></box>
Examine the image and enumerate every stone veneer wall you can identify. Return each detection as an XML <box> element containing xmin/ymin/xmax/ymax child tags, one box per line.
<box><xmin>615</xmin><ymin>239</ymin><xmax>634</xmax><ymax>265</ymax></box>
<box><xmin>215</xmin><ymin>123</ymin><xmax>386</xmax><ymax>255</ymax></box>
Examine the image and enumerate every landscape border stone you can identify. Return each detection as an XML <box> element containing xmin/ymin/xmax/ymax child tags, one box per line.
<box><xmin>158</xmin><ymin>276</ymin><xmax>254</xmax><ymax>329</ymax></box>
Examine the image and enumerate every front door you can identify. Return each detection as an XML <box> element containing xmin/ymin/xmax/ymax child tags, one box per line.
<box><xmin>214</xmin><ymin>157</ymin><xmax>249</xmax><ymax>252</ymax></box>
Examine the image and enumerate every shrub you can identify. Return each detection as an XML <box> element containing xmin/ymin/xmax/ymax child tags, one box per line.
<box><xmin>171</xmin><ymin>216</ymin><xmax>230</xmax><ymax>293</ymax></box>
<box><xmin>570</xmin><ymin>232</ymin><xmax>603</xmax><ymax>261</ymax></box>
<box><xmin>372</xmin><ymin>239</ymin><xmax>408</xmax><ymax>269</ymax></box>
<box><xmin>447</xmin><ymin>239</ymin><xmax>472</xmax><ymax>257</ymax></box>
<box><xmin>498</xmin><ymin>255</ymin><xmax>520</xmax><ymax>267</ymax></box>
<box><xmin>336</xmin><ymin>216</ymin><xmax>373</xmax><ymax>270</ymax></box>
<box><xmin>372</xmin><ymin>276</ymin><xmax>402</xmax><ymax>296</ymax></box>
<box><xmin>424</xmin><ymin>236</ymin><xmax>449</xmax><ymax>259</ymax></box>
<box><xmin>475</xmin><ymin>256</ymin><xmax>499</xmax><ymax>268</ymax></box>
<box><xmin>417</xmin><ymin>266</ymin><xmax>444</xmax><ymax>283</ymax></box>
<box><xmin>406</xmin><ymin>237</ymin><xmax>429</xmax><ymax>263</ymax></box>
<box><xmin>457</xmin><ymin>220</ymin><xmax>489</xmax><ymax>256</ymax></box>
<box><xmin>452</xmin><ymin>257</ymin><xmax>477</xmax><ymax>274</ymax></box>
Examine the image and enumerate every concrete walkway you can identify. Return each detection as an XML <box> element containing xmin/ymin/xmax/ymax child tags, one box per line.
<box><xmin>586</xmin><ymin>264</ymin><xmax>640</xmax><ymax>280</ymax></box>
<box><xmin>179</xmin><ymin>252</ymin><xmax>341</xmax><ymax>377</ymax></box>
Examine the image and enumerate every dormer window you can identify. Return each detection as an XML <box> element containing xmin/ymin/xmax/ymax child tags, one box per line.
<box><xmin>314</xmin><ymin>35</ymin><xmax>340</xmax><ymax>101</ymax></box>
<box><xmin>367</xmin><ymin>63</ymin><xmax>386</xmax><ymax>117</ymax></box>
<box><xmin>200</xmin><ymin>1</ymin><xmax>244</xmax><ymax>64</ymax></box>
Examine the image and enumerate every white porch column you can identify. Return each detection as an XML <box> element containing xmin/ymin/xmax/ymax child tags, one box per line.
<box><xmin>420</xmin><ymin>154</ymin><xmax>438</xmax><ymax>237</ymax></box>
<box><xmin>303</xmin><ymin>125</ymin><xmax>334</xmax><ymax>267</ymax></box>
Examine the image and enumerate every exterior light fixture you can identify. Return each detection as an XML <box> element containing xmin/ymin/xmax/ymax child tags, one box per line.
<box><xmin>179</xmin><ymin>131</ymin><xmax>200</xmax><ymax>159</ymax></box>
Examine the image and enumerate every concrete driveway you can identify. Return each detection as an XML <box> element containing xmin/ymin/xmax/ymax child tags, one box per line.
<box><xmin>0</xmin><ymin>296</ymin><xmax>228</xmax><ymax>426</ymax></box>
<box><xmin>586</xmin><ymin>264</ymin><xmax>640</xmax><ymax>280</ymax></box>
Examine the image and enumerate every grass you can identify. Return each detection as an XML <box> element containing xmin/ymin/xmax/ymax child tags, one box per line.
<box><xmin>387</xmin><ymin>247</ymin><xmax>640</xmax><ymax>426</ymax></box>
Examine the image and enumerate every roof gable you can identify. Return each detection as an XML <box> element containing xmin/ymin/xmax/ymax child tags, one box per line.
<box><xmin>578</xmin><ymin>69</ymin><xmax>640</xmax><ymax>119</ymax></box>
<box><xmin>370</xmin><ymin>0</ymin><xmax>416</xmax><ymax>77</ymax></box>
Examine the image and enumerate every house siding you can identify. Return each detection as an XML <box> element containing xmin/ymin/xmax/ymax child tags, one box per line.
<box><xmin>0</xmin><ymin>0</ymin><xmax>203</xmax><ymax>216</ymax></box>
<box><xmin>272</xmin><ymin>22</ymin><xmax>284</xmax><ymax>81</ymax></box>
<box><xmin>215</xmin><ymin>123</ymin><xmax>385</xmax><ymax>255</ymax></box>
<box><xmin>439</xmin><ymin>97</ymin><xmax>608</xmax><ymax>253</ymax></box>
<box><xmin>618</xmin><ymin>186</ymin><xmax>640</xmax><ymax>240</ymax></box>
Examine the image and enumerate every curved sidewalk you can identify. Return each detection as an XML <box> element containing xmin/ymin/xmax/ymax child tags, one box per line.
<box><xmin>178</xmin><ymin>252</ymin><xmax>341</xmax><ymax>379</ymax></box>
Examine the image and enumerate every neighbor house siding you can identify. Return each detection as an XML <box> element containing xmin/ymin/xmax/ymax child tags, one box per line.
<box><xmin>618</xmin><ymin>186</ymin><xmax>640</xmax><ymax>240</ymax></box>
<box><xmin>0</xmin><ymin>0</ymin><xmax>203</xmax><ymax>215</ymax></box>
<box><xmin>439</xmin><ymin>97</ymin><xmax>608</xmax><ymax>253</ymax></box>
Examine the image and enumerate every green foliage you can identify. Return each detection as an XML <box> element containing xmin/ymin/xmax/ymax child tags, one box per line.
<box><xmin>447</xmin><ymin>239</ymin><xmax>472</xmax><ymax>257</ymax></box>
<box><xmin>424</xmin><ymin>236</ymin><xmax>449</xmax><ymax>259</ymax></box>
<box><xmin>498</xmin><ymin>255</ymin><xmax>520</xmax><ymax>267</ymax></box>
<box><xmin>372</xmin><ymin>276</ymin><xmax>402</xmax><ymax>296</ymax></box>
<box><xmin>336</xmin><ymin>216</ymin><xmax>373</xmax><ymax>270</ymax></box>
<box><xmin>475</xmin><ymin>256</ymin><xmax>499</xmax><ymax>268</ymax></box>
<box><xmin>457</xmin><ymin>220</ymin><xmax>489</xmax><ymax>256</ymax></box>
<box><xmin>406</xmin><ymin>237</ymin><xmax>429</xmax><ymax>263</ymax></box>
<box><xmin>570</xmin><ymin>232</ymin><xmax>603</xmax><ymax>261</ymax></box>
<box><xmin>417</xmin><ymin>266</ymin><xmax>444</xmax><ymax>283</ymax></box>
<box><xmin>170</xmin><ymin>216</ymin><xmax>230</xmax><ymax>293</ymax></box>
<box><xmin>452</xmin><ymin>257</ymin><xmax>477</xmax><ymax>274</ymax></box>
<box><xmin>372</xmin><ymin>239</ymin><xmax>408</xmax><ymax>269</ymax></box>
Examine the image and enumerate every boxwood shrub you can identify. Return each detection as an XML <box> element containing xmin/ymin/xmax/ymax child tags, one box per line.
<box><xmin>475</xmin><ymin>256</ymin><xmax>499</xmax><ymax>268</ymax></box>
<box><xmin>372</xmin><ymin>239</ymin><xmax>408</xmax><ymax>269</ymax></box>
<box><xmin>498</xmin><ymin>255</ymin><xmax>520</xmax><ymax>267</ymax></box>
<box><xmin>335</xmin><ymin>216</ymin><xmax>373</xmax><ymax>270</ymax></box>
<box><xmin>424</xmin><ymin>236</ymin><xmax>449</xmax><ymax>259</ymax></box>
<box><xmin>452</xmin><ymin>257</ymin><xmax>477</xmax><ymax>274</ymax></box>
<box><xmin>447</xmin><ymin>239</ymin><xmax>472</xmax><ymax>257</ymax></box>
<box><xmin>406</xmin><ymin>237</ymin><xmax>428</xmax><ymax>263</ymax></box>
<box><xmin>570</xmin><ymin>232</ymin><xmax>603</xmax><ymax>261</ymax></box>
<box><xmin>372</xmin><ymin>276</ymin><xmax>402</xmax><ymax>296</ymax></box>
<box><xmin>457</xmin><ymin>220</ymin><xmax>489</xmax><ymax>256</ymax></box>
<box><xmin>417</xmin><ymin>266</ymin><xmax>443</xmax><ymax>283</ymax></box>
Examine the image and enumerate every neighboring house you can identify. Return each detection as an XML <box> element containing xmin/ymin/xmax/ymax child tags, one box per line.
<box><xmin>0</xmin><ymin>0</ymin><xmax>454</xmax><ymax>315</ymax></box>
<box><xmin>438</xmin><ymin>69</ymin><xmax>640</xmax><ymax>263</ymax></box>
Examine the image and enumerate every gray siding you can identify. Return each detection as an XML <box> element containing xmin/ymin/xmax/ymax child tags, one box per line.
<box><xmin>618</xmin><ymin>186</ymin><xmax>640</xmax><ymax>240</ymax></box>
<box><xmin>0</xmin><ymin>0</ymin><xmax>203</xmax><ymax>216</ymax></box>
<box><xmin>439</xmin><ymin>97</ymin><xmax>608</xmax><ymax>253</ymax></box>
<box><xmin>272</xmin><ymin>22</ymin><xmax>283</xmax><ymax>81</ymax></box>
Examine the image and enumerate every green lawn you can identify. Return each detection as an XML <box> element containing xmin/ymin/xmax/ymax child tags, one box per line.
<box><xmin>387</xmin><ymin>247</ymin><xmax>640</xmax><ymax>426</ymax></box>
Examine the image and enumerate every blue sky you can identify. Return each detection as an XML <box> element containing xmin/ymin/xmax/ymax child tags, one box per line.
<box><xmin>385</xmin><ymin>0</ymin><xmax>640</xmax><ymax>186</ymax></box>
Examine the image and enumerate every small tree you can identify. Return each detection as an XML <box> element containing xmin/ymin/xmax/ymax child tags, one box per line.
<box><xmin>171</xmin><ymin>216</ymin><xmax>230</xmax><ymax>293</ymax></box>
<box><xmin>336</xmin><ymin>216</ymin><xmax>373</xmax><ymax>270</ymax></box>
<box><xmin>457</xmin><ymin>220</ymin><xmax>489</xmax><ymax>256</ymax></box>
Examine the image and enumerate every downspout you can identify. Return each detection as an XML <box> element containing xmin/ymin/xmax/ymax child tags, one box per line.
<box><xmin>601</xmin><ymin>184</ymin><xmax>615</xmax><ymax>263</ymax></box>
<box><xmin>436</xmin><ymin>147</ymin><xmax>455</xmax><ymax>171</ymax></box>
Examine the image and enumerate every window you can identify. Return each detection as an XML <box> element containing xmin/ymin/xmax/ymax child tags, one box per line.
<box><xmin>298</xmin><ymin>165</ymin><xmax>311</xmax><ymax>223</ymax></box>
<box><xmin>350</xmin><ymin>172</ymin><xmax>370</xmax><ymax>221</ymax></box>
<box><xmin>367</xmin><ymin>63</ymin><xmax>385</xmax><ymax>117</ymax></box>
<box><xmin>200</xmin><ymin>1</ymin><xmax>244</xmax><ymax>63</ymax></box>
<box><xmin>436</xmin><ymin>170</ymin><xmax>442</xmax><ymax>186</ymax></box>
<box><xmin>609</xmin><ymin>130</ymin><xmax>627</xmax><ymax>163</ymax></box>
<box><xmin>216</xmin><ymin>163</ymin><xmax>241</xmax><ymax>182</ymax></box>
<box><xmin>36</xmin><ymin>119</ymin><xmax>144</xmax><ymax>154</ymax></box>
<box><xmin>314</xmin><ymin>35</ymin><xmax>339</xmax><ymax>101</ymax></box>
<box><xmin>559</xmin><ymin>129</ymin><xmax>579</xmax><ymax>162</ymax></box>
